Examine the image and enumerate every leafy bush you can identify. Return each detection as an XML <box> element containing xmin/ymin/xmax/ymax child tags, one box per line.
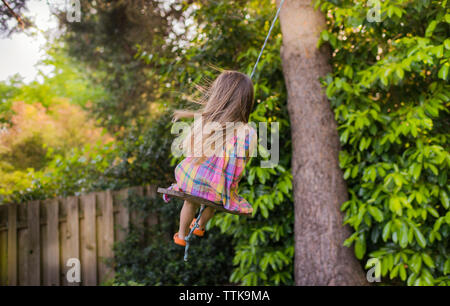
<box><xmin>3</xmin><ymin>112</ymin><xmax>174</xmax><ymax>204</ymax></box>
<box><xmin>0</xmin><ymin>45</ymin><xmax>111</xmax><ymax>203</ymax></box>
<box><xmin>4</xmin><ymin>140</ymin><xmax>117</xmax><ymax>204</ymax></box>
<box><xmin>0</xmin><ymin>100</ymin><xmax>113</xmax><ymax>203</ymax></box>
<box><xmin>112</xmin><ymin>192</ymin><xmax>234</xmax><ymax>286</ymax></box>
<box><xmin>317</xmin><ymin>0</ymin><xmax>450</xmax><ymax>285</ymax></box>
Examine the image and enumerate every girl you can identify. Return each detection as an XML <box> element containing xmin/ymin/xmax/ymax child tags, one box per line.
<box><xmin>170</xmin><ymin>70</ymin><xmax>257</xmax><ymax>246</ymax></box>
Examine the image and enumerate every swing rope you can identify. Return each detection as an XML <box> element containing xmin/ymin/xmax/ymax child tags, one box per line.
<box><xmin>250</xmin><ymin>0</ymin><xmax>285</xmax><ymax>79</ymax></box>
<box><xmin>183</xmin><ymin>205</ymin><xmax>205</xmax><ymax>261</ymax></box>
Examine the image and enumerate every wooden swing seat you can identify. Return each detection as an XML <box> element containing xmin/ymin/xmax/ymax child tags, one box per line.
<box><xmin>157</xmin><ymin>187</ymin><xmax>252</xmax><ymax>217</ymax></box>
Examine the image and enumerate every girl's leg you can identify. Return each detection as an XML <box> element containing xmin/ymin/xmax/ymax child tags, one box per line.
<box><xmin>178</xmin><ymin>200</ymin><xmax>199</xmax><ymax>239</ymax></box>
<box><xmin>197</xmin><ymin>207</ymin><xmax>215</xmax><ymax>229</ymax></box>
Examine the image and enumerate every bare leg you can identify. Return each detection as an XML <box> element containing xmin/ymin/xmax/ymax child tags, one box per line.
<box><xmin>178</xmin><ymin>200</ymin><xmax>199</xmax><ymax>239</ymax></box>
<box><xmin>197</xmin><ymin>207</ymin><xmax>215</xmax><ymax>229</ymax></box>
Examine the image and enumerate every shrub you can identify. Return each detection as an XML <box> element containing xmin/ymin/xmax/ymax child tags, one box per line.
<box><xmin>0</xmin><ymin>100</ymin><xmax>113</xmax><ymax>203</ymax></box>
<box><xmin>317</xmin><ymin>0</ymin><xmax>450</xmax><ymax>285</ymax></box>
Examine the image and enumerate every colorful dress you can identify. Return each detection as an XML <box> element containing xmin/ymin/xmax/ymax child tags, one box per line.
<box><xmin>173</xmin><ymin>125</ymin><xmax>256</xmax><ymax>214</ymax></box>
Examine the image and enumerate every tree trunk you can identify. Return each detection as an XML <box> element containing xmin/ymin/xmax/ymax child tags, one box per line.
<box><xmin>278</xmin><ymin>0</ymin><xmax>367</xmax><ymax>285</ymax></box>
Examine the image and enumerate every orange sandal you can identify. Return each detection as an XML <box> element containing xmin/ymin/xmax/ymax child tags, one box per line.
<box><xmin>173</xmin><ymin>232</ymin><xmax>186</xmax><ymax>246</ymax></box>
<box><xmin>189</xmin><ymin>218</ymin><xmax>205</xmax><ymax>237</ymax></box>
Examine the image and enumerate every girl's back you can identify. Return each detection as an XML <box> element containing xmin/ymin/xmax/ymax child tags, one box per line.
<box><xmin>170</xmin><ymin>70</ymin><xmax>257</xmax><ymax>247</ymax></box>
<box><xmin>174</xmin><ymin>122</ymin><xmax>256</xmax><ymax>214</ymax></box>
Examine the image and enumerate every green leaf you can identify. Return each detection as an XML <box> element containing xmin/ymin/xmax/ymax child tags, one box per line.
<box><xmin>407</xmin><ymin>273</ymin><xmax>417</xmax><ymax>286</ymax></box>
<box><xmin>427</xmin><ymin>163</ymin><xmax>438</xmax><ymax>176</ymax></box>
<box><xmin>382</xmin><ymin>221</ymin><xmax>391</xmax><ymax>241</ymax></box>
<box><xmin>248</xmin><ymin>168</ymin><xmax>255</xmax><ymax>185</ymax></box>
<box><xmin>399</xmin><ymin>264</ymin><xmax>407</xmax><ymax>281</ymax></box>
<box><xmin>256</xmin><ymin>168</ymin><xmax>267</xmax><ymax>184</ymax></box>
<box><xmin>412</xmin><ymin>163</ymin><xmax>422</xmax><ymax>180</ymax></box>
<box><xmin>426</xmin><ymin>206</ymin><xmax>439</xmax><ymax>218</ymax></box>
<box><xmin>413</xmin><ymin>227</ymin><xmax>427</xmax><ymax>248</ymax></box>
<box><xmin>438</xmin><ymin>171</ymin><xmax>447</xmax><ymax>186</ymax></box>
<box><xmin>444</xmin><ymin>259</ymin><xmax>450</xmax><ymax>275</ymax></box>
<box><xmin>395</xmin><ymin>67</ymin><xmax>404</xmax><ymax>79</ymax></box>
<box><xmin>438</xmin><ymin>63</ymin><xmax>449</xmax><ymax>80</ymax></box>
<box><xmin>393</xmin><ymin>7</ymin><xmax>403</xmax><ymax>18</ymax></box>
<box><xmin>444</xmin><ymin>38</ymin><xmax>450</xmax><ymax>50</ymax></box>
<box><xmin>399</xmin><ymin>222</ymin><xmax>408</xmax><ymax>248</ymax></box>
<box><xmin>351</xmin><ymin>165</ymin><xmax>359</xmax><ymax>178</ymax></box>
<box><xmin>390</xmin><ymin>264</ymin><xmax>400</xmax><ymax>279</ymax></box>
<box><xmin>441</xmin><ymin>190</ymin><xmax>449</xmax><ymax>209</ymax></box>
<box><xmin>389</xmin><ymin>197</ymin><xmax>402</xmax><ymax>215</ymax></box>
<box><xmin>354</xmin><ymin>235</ymin><xmax>366</xmax><ymax>260</ymax></box>
<box><xmin>344</xmin><ymin>168</ymin><xmax>351</xmax><ymax>180</ymax></box>
<box><xmin>421</xmin><ymin>269</ymin><xmax>435</xmax><ymax>285</ymax></box>
<box><xmin>368</xmin><ymin>206</ymin><xmax>384</xmax><ymax>222</ymax></box>
<box><xmin>421</xmin><ymin>253</ymin><xmax>435</xmax><ymax>268</ymax></box>
<box><xmin>380</xmin><ymin>75</ymin><xmax>388</xmax><ymax>86</ymax></box>
<box><xmin>320</xmin><ymin>30</ymin><xmax>329</xmax><ymax>41</ymax></box>
<box><xmin>425</xmin><ymin>20</ymin><xmax>437</xmax><ymax>37</ymax></box>
<box><xmin>410</xmin><ymin>254</ymin><xmax>422</xmax><ymax>274</ymax></box>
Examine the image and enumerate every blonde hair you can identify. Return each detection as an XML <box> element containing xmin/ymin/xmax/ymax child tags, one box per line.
<box><xmin>174</xmin><ymin>70</ymin><xmax>255</xmax><ymax>160</ymax></box>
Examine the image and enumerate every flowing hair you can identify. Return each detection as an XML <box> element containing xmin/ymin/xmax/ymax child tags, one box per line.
<box><xmin>173</xmin><ymin>70</ymin><xmax>255</xmax><ymax>161</ymax></box>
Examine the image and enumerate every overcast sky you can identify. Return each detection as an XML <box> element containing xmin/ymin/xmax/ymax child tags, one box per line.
<box><xmin>0</xmin><ymin>0</ymin><xmax>195</xmax><ymax>84</ymax></box>
<box><xmin>0</xmin><ymin>0</ymin><xmax>60</xmax><ymax>83</ymax></box>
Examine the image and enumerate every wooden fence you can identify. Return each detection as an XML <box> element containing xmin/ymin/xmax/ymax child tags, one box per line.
<box><xmin>0</xmin><ymin>185</ymin><xmax>158</xmax><ymax>286</ymax></box>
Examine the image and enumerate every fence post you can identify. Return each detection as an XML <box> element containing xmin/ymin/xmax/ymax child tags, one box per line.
<box><xmin>27</xmin><ymin>200</ymin><xmax>41</xmax><ymax>285</ymax></box>
<box><xmin>80</xmin><ymin>192</ymin><xmax>97</xmax><ymax>286</ymax></box>
<box><xmin>7</xmin><ymin>204</ymin><xmax>17</xmax><ymax>286</ymax></box>
<box><xmin>115</xmin><ymin>188</ymin><xmax>130</xmax><ymax>242</ymax></box>
<box><xmin>97</xmin><ymin>190</ymin><xmax>114</xmax><ymax>284</ymax></box>
<box><xmin>46</xmin><ymin>198</ymin><xmax>60</xmax><ymax>286</ymax></box>
<box><xmin>66</xmin><ymin>196</ymin><xmax>80</xmax><ymax>286</ymax></box>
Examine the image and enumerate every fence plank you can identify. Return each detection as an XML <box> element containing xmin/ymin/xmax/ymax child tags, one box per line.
<box><xmin>66</xmin><ymin>196</ymin><xmax>80</xmax><ymax>286</ymax></box>
<box><xmin>27</xmin><ymin>200</ymin><xmax>41</xmax><ymax>285</ymax></box>
<box><xmin>115</xmin><ymin>189</ymin><xmax>129</xmax><ymax>242</ymax></box>
<box><xmin>17</xmin><ymin>228</ymin><xmax>28</xmax><ymax>285</ymax></box>
<box><xmin>41</xmin><ymin>219</ymin><xmax>47</xmax><ymax>286</ymax></box>
<box><xmin>3</xmin><ymin>185</ymin><xmax>155</xmax><ymax>286</ymax></box>
<box><xmin>80</xmin><ymin>193</ymin><xmax>97</xmax><ymax>286</ymax></box>
<box><xmin>130</xmin><ymin>186</ymin><xmax>144</xmax><ymax>231</ymax></box>
<box><xmin>46</xmin><ymin>198</ymin><xmax>60</xmax><ymax>286</ymax></box>
<box><xmin>59</xmin><ymin>217</ymin><xmax>68</xmax><ymax>286</ymax></box>
<box><xmin>97</xmin><ymin>190</ymin><xmax>114</xmax><ymax>284</ymax></box>
<box><xmin>7</xmin><ymin>204</ymin><xmax>17</xmax><ymax>285</ymax></box>
<box><xmin>0</xmin><ymin>230</ymin><xmax>7</xmax><ymax>285</ymax></box>
<box><xmin>145</xmin><ymin>185</ymin><xmax>158</xmax><ymax>228</ymax></box>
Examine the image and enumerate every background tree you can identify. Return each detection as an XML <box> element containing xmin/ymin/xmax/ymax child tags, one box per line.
<box><xmin>55</xmin><ymin>0</ymin><xmax>295</xmax><ymax>285</ymax></box>
<box><xmin>58</xmin><ymin>0</ymin><xmax>190</xmax><ymax>131</ymax></box>
<box><xmin>278</xmin><ymin>0</ymin><xmax>367</xmax><ymax>285</ymax></box>
<box><xmin>0</xmin><ymin>0</ymin><xmax>31</xmax><ymax>37</ymax></box>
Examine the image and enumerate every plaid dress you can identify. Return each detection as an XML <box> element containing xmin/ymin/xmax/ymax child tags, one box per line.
<box><xmin>173</xmin><ymin>126</ymin><xmax>256</xmax><ymax>214</ymax></box>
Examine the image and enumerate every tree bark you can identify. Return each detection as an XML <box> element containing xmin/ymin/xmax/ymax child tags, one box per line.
<box><xmin>278</xmin><ymin>0</ymin><xmax>367</xmax><ymax>285</ymax></box>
